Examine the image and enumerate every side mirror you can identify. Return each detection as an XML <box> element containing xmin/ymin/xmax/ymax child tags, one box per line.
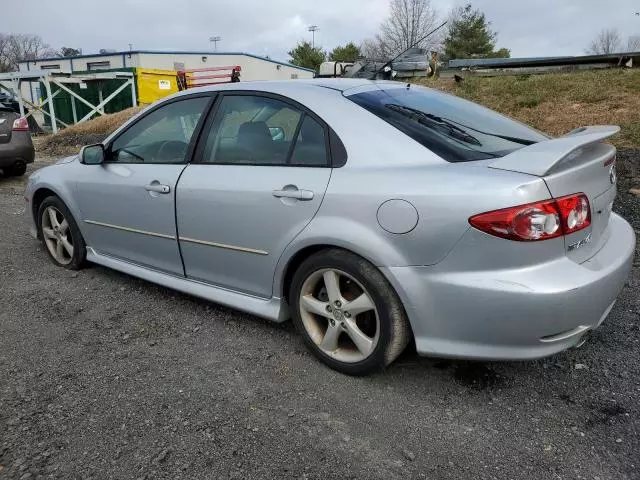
<box><xmin>80</xmin><ymin>144</ymin><xmax>105</xmax><ymax>165</ymax></box>
<box><xmin>269</xmin><ymin>126</ymin><xmax>285</xmax><ymax>142</ymax></box>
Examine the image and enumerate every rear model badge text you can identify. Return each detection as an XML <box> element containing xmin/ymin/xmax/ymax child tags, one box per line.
<box><xmin>568</xmin><ymin>233</ymin><xmax>593</xmax><ymax>252</ymax></box>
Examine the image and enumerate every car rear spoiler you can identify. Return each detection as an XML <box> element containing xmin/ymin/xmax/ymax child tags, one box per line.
<box><xmin>489</xmin><ymin>125</ymin><xmax>620</xmax><ymax>177</ymax></box>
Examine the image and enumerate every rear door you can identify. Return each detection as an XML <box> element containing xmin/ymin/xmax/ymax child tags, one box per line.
<box><xmin>176</xmin><ymin>93</ymin><xmax>332</xmax><ymax>298</ymax></box>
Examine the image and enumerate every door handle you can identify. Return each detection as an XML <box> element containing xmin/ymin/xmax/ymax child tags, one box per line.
<box><xmin>145</xmin><ymin>183</ymin><xmax>171</xmax><ymax>194</ymax></box>
<box><xmin>272</xmin><ymin>188</ymin><xmax>314</xmax><ymax>201</ymax></box>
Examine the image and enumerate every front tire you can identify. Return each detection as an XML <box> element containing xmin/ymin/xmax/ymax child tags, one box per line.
<box><xmin>37</xmin><ymin>196</ymin><xmax>87</xmax><ymax>270</ymax></box>
<box><xmin>290</xmin><ymin>249</ymin><xmax>411</xmax><ymax>376</ymax></box>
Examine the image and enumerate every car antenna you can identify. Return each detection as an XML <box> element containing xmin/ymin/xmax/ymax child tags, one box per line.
<box><xmin>370</xmin><ymin>20</ymin><xmax>448</xmax><ymax>81</ymax></box>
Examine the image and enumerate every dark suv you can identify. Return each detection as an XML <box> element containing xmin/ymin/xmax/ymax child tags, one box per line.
<box><xmin>0</xmin><ymin>104</ymin><xmax>35</xmax><ymax>177</ymax></box>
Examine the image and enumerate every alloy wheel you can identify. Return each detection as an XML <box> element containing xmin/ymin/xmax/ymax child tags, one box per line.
<box><xmin>41</xmin><ymin>206</ymin><xmax>74</xmax><ymax>265</ymax></box>
<box><xmin>299</xmin><ymin>268</ymin><xmax>380</xmax><ymax>363</ymax></box>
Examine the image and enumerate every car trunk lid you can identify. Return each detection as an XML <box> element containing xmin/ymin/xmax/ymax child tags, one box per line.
<box><xmin>0</xmin><ymin>110</ymin><xmax>18</xmax><ymax>144</ymax></box>
<box><xmin>489</xmin><ymin>126</ymin><xmax>619</xmax><ymax>263</ymax></box>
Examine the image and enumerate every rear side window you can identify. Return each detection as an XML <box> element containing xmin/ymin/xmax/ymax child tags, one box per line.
<box><xmin>200</xmin><ymin>95</ymin><xmax>329</xmax><ymax>167</ymax></box>
<box><xmin>347</xmin><ymin>86</ymin><xmax>548</xmax><ymax>162</ymax></box>
<box><xmin>289</xmin><ymin>116</ymin><xmax>328</xmax><ymax>166</ymax></box>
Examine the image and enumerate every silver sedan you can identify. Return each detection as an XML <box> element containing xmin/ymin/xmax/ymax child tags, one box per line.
<box><xmin>25</xmin><ymin>79</ymin><xmax>635</xmax><ymax>375</ymax></box>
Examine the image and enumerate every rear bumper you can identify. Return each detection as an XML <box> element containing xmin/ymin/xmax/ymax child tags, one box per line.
<box><xmin>0</xmin><ymin>139</ymin><xmax>35</xmax><ymax>167</ymax></box>
<box><xmin>384</xmin><ymin>213</ymin><xmax>635</xmax><ymax>360</ymax></box>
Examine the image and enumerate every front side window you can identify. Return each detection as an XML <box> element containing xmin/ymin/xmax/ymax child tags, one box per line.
<box><xmin>109</xmin><ymin>96</ymin><xmax>209</xmax><ymax>164</ymax></box>
<box><xmin>201</xmin><ymin>95</ymin><xmax>328</xmax><ymax>167</ymax></box>
<box><xmin>347</xmin><ymin>85</ymin><xmax>548</xmax><ymax>163</ymax></box>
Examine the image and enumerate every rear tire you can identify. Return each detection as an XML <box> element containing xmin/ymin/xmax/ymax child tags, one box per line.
<box><xmin>289</xmin><ymin>248</ymin><xmax>411</xmax><ymax>376</ymax></box>
<box><xmin>37</xmin><ymin>196</ymin><xmax>87</xmax><ymax>270</ymax></box>
<box><xmin>9</xmin><ymin>160</ymin><xmax>27</xmax><ymax>177</ymax></box>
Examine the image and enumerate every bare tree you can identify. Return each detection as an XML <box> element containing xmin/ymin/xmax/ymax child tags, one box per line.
<box><xmin>627</xmin><ymin>35</ymin><xmax>640</xmax><ymax>52</ymax></box>
<box><xmin>0</xmin><ymin>34</ymin><xmax>12</xmax><ymax>72</ymax></box>
<box><xmin>586</xmin><ymin>28</ymin><xmax>622</xmax><ymax>54</ymax></box>
<box><xmin>371</xmin><ymin>0</ymin><xmax>441</xmax><ymax>58</ymax></box>
<box><xmin>360</xmin><ymin>39</ymin><xmax>386</xmax><ymax>60</ymax></box>
<box><xmin>0</xmin><ymin>33</ymin><xmax>57</xmax><ymax>72</ymax></box>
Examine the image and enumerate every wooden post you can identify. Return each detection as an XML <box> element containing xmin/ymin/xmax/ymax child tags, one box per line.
<box><xmin>43</xmin><ymin>77</ymin><xmax>58</xmax><ymax>134</ymax></box>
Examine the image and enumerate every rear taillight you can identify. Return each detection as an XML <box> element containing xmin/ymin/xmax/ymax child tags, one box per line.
<box><xmin>12</xmin><ymin>118</ymin><xmax>28</xmax><ymax>132</ymax></box>
<box><xmin>556</xmin><ymin>194</ymin><xmax>590</xmax><ymax>235</ymax></box>
<box><xmin>469</xmin><ymin>193</ymin><xmax>591</xmax><ymax>241</ymax></box>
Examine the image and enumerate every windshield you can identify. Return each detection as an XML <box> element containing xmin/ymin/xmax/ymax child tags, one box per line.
<box><xmin>347</xmin><ymin>85</ymin><xmax>549</xmax><ymax>162</ymax></box>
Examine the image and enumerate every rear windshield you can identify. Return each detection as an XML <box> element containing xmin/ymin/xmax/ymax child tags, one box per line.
<box><xmin>346</xmin><ymin>85</ymin><xmax>548</xmax><ymax>162</ymax></box>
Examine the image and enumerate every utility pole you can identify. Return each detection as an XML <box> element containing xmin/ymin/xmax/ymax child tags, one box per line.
<box><xmin>308</xmin><ymin>25</ymin><xmax>319</xmax><ymax>49</ymax></box>
<box><xmin>209</xmin><ymin>36</ymin><xmax>222</xmax><ymax>51</ymax></box>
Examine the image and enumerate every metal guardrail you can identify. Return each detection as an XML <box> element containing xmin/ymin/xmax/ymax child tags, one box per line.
<box><xmin>448</xmin><ymin>52</ymin><xmax>640</xmax><ymax>70</ymax></box>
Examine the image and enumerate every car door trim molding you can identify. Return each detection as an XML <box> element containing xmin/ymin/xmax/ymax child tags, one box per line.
<box><xmin>83</xmin><ymin>221</ymin><xmax>269</xmax><ymax>254</ymax></box>
<box><xmin>178</xmin><ymin>236</ymin><xmax>269</xmax><ymax>256</ymax></box>
<box><xmin>84</xmin><ymin>220</ymin><xmax>176</xmax><ymax>240</ymax></box>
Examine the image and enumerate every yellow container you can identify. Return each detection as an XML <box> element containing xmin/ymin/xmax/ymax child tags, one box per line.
<box><xmin>136</xmin><ymin>68</ymin><xmax>179</xmax><ymax>105</ymax></box>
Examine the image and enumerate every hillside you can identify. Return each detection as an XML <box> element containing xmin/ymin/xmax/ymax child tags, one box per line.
<box><xmin>38</xmin><ymin>69</ymin><xmax>640</xmax><ymax>156</ymax></box>
<box><xmin>415</xmin><ymin>69</ymin><xmax>640</xmax><ymax>148</ymax></box>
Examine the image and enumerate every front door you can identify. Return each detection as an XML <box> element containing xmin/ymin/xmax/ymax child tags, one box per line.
<box><xmin>177</xmin><ymin>93</ymin><xmax>332</xmax><ymax>297</ymax></box>
<box><xmin>76</xmin><ymin>95</ymin><xmax>211</xmax><ymax>275</ymax></box>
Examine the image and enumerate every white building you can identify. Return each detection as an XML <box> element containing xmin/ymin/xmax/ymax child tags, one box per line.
<box><xmin>17</xmin><ymin>50</ymin><xmax>315</xmax><ymax>103</ymax></box>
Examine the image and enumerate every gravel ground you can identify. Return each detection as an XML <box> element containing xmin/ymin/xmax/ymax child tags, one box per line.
<box><xmin>0</xmin><ymin>151</ymin><xmax>639</xmax><ymax>480</ymax></box>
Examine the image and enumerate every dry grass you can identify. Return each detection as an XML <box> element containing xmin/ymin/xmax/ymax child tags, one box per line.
<box><xmin>39</xmin><ymin>107</ymin><xmax>142</xmax><ymax>155</ymax></box>
<box><xmin>415</xmin><ymin>69</ymin><xmax>640</xmax><ymax>148</ymax></box>
<box><xmin>58</xmin><ymin>107</ymin><xmax>142</xmax><ymax>136</ymax></box>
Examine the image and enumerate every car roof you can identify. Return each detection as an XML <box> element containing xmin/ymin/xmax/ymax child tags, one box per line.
<box><xmin>293</xmin><ymin>78</ymin><xmax>383</xmax><ymax>91</ymax></box>
<box><xmin>195</xmin><ymin>78</ymin><xmax>397</xmax><ymax>94</ymax></box>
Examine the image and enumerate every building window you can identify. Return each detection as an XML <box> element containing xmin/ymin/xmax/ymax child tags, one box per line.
<box><xmin>291</xmin><ymin>73</ymin><xmax>298</xmax><ymax>79</ymax></box>
<box><xmin>87</xmin><ymin>61</ymin><xmax>111</xmax><ymax>70</ymax></box>
<box><xmin>40</xmin><ymin>64</ymin><xmax>61</xmax><ymax>70</ymax></box>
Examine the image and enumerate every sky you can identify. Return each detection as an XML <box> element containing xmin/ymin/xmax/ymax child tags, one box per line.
<box><xmin>2</xmin><ymin>0</ymin><xmax>640</xmax><ymax>61</ymax></box>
